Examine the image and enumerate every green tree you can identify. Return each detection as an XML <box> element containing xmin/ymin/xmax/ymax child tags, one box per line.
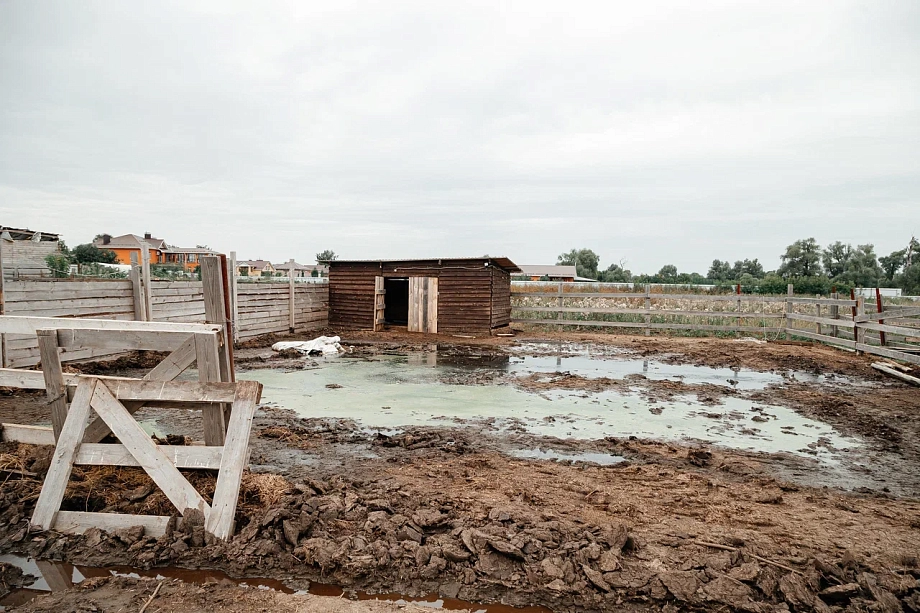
<box><xmin>821</xmin><ymin>241</ymin><xmax>852</xmax><ymax>279</ymax></box>
<box><xmin>707</xmin><ymin>259</ymin><xmax>733</xmax><ymax>282</ymax></box>
<box><xmin>900</xmin><ymin>262</ymin><xmax>920</xmax><ymax>294</ymax></box>
<box><xmin>44</xmin><ymin>253</ymin><xmax>71</xmax><ymax>278</ymax></box>
<box><xmin>557</xmin><ymin>248</ymin><xmax>600</xmax><ymax>279</ymax></box>
<box><xmin>879</xmin><ymin>248</ymin><xmax>907</xmax><ymax>283</ymax></box>
<box><xmin>657</xmin><ymin>264</ymin><xmax>678</xmax><ymax>282</ymax></box>
<box><xmin>316</xmin><ymin>250</ymin><xmax>338</xmax><ymax>262</ymax></box>
<box><xmin>837</xmin><ymin>244</ymin><xmax>882</xmax><ymax>287</ymax></box>
<box><xmin>734</xmin><ymin>258</ymin><xmax>764</xmax><ymax>278</ymax></box>
<box><xmin>778</xmin><ymin>238</ymin><xmax>822</xmax><ymax>278</ymax></box>
<box><xmin>598</xmin><ymin>262</ymin><xmax>632</xmax><ymax>282</ymax></box>
<box><xmin>71</xmin><ymin>243</ymin><xmax>118</xmax><ymax>264</ymax></box>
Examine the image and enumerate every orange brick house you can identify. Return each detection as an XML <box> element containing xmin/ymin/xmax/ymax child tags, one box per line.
<box><xmin>93</xmin><ymin>233</ymin><xmax>216</xmax><ymax>271</ymax></box>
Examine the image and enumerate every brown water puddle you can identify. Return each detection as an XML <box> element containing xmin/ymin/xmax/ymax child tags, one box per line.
<box><xmin>0</xmin><ymin>554</ymin><xmax>551</xmax><ymax>613</ymax></box>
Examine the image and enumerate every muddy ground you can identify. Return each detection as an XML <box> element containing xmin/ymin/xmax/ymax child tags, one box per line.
<box><xmin>1</xmin><ymin>330</ymin><xmax>919</xmax><ymax>612</ymax></box>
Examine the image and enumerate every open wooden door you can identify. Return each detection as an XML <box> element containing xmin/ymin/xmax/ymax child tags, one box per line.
<box><xmin>408</xmin><ymin>277</ymin><xmax>438</xmax><ymax>334</ymax></box>
<box><xmin>374</xmin><ymin>277</ymin><xmax>385</xmax><ymax>331</ymax></box>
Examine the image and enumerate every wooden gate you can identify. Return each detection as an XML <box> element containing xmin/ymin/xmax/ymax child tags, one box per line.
<box><xmin>408</xmin><ymin>277</ymin><xmax>437</xmax><ymax>334</ymax></box>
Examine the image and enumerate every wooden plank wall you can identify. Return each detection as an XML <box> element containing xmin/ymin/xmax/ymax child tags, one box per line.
<box><xmin>327</xmin><ymin>264</ymin><xmax>378</xmax><ymax>330</ymax></box>
<box><xmin>2</xmin><ymin>280</ymin><xmax>135</xmax><ymax>367</ymax></box>
<box><xmin>0</xmin><ymin>241</ymin><xmax>59</xmax><ymax>279</ymax></box>
<box><xmin>0</xmin><ymin>280</ymin><xmax>328</xmax><ymax>367</ymax></box>
<box><xmin>148</xmin><ymin>281</ymin><xmax>327</xmax><ymax>338</ymax></box>
<box><xmin>436</xmin><ymin>265</ymin><xmax>493</xmax><ymax>335</ymax></box>
<box><xmin>236</xmin><ymin>283</ymin><xmax>328</xmax><ymax>340</ymax></box>
<box><xmin>150</xmin><ymin>281</ymin><xmax>206</xmax><ymax>322</ymax></box>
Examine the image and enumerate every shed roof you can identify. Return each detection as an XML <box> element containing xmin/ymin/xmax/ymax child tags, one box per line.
<box><xmin>0</xmin><ymin>226</ymin><xmax>61</xmax><ymax>241</ymax></box>
<box><xmin>518</xmin><ymin>265</ymin><xmax>578</xmax><ymax>278</ymax></box>
<box><xmin>323</xmin><ymin>257</ymin><xmax>521</xmax><ymax>273</ymax></box>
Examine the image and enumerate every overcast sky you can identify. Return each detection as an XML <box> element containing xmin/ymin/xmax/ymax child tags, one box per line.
<box><xmin>1</xmin><ymin>1</ymin><xmax>918</xmax><ymax>273</ymax></box>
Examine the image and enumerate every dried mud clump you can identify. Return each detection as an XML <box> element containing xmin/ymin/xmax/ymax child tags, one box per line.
<box><xmin>3</xmin><ymin>461</ymin><xmax>919</xmax><ymax>613</ymax></box>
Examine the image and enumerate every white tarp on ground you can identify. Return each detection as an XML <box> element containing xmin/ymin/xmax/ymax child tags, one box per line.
<box><xmin>272</xmin><ymin>336</ymin><xmax>344</xmax><ymax>355</ymax></box>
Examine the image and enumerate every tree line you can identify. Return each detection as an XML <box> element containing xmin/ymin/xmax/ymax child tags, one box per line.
<box><xmin>553</xmin><ymin>237</ymin><xmax>920</xmax><ymax>294</ymax></box>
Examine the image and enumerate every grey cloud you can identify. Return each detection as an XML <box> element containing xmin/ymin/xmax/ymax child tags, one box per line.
<box><xmin>1</xmin><ymin>0</ymin><xmax>918</xmax><ymax>271</ymax></box>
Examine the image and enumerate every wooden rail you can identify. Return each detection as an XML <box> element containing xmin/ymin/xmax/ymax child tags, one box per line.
<box><xmin>0</xmin><ymin>277</ymin><xmax>328</xmax><ymax>367</ymax></box>
<box><xmin>512</xmin><ymin>283</ymin><xmax>920</xmax><ymax>366</ymax></box>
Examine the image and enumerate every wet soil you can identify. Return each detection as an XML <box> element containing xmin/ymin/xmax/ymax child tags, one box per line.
<box><xmin>1</xmin><ymin>331</ymin><xmax>919</xmax><ymax>612</ymax></box>
<box><xmin>8</xmin><ymin>574</ymin><xmax>488</xmax><ymax>613</ymax></box>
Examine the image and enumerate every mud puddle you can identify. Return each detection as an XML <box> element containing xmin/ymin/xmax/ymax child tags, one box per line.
<box><xmin>506</xmin><ymin>448</ymin><xmax>625</xmax><ymax>465</ymax></box>
<box><xmin>239</xmin><ymin>351</ymin><xmax>861</xmax><ymax>463</ymax></box>
<box><xmin>0</xmin><ymin>554</ymin><xmax>550</xmax><ymax>613</ymax></box>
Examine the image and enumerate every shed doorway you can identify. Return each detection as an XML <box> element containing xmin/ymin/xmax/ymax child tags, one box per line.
<box><xmin>383</xmin><ymin>278</ymin><xmax>409</xmax><ymax>326</ymax></box>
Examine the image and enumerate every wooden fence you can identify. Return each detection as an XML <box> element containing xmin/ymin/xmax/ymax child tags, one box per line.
<box><xmin>0</xmin><ymin>277</ymin><xmax>328</xmax><ymax>367</ymax></box>
<box><xmin>512</xmin><ymin>282</ymin><xmax>920</xmax><ymax>366</ymax></box>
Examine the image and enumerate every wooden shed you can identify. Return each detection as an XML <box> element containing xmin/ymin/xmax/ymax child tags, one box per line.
<box><xmin>325</xmin><ymin>257</ymin><xmax>521</xmax><ymax>335</ymax></box>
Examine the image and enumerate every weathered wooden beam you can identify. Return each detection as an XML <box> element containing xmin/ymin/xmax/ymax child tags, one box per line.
<box><xmin>288</xmin><ymin>258</ymin><xmax>296</xmax><ymax>331</ymax></box>
<box><xmin>0</xmin><ymin>423</ymin><xmax>55</xmax><ymax>445</ymax></box>
<box><xmin>129</xmin><ymin>265</ymin><xmax>146</xmax><ymax>321</ymax></box>
<box><xmin>53</xmin><ymin>511</ymin><xmax>176</xmax><ymax>537</ymax></box>
<box><xmin>55</xmin><ymin>328</ymin><xmax>198</xmax><ymax>352</ymax></box>
<box><xmin>99</xmin><ymin>379</ymin><xmax>237</xmax><ymax>403</ymax></box>
<box><xmin>855</xmin><ymin>306</ymin><xmax>920</xmax><ymax>322</ymax></box>
<box><xmin>36</xmin><ymin>329</ymin><xmax>67</xmax><ymax>441</ymax></box>
<box><xmin>140</xmin><ymin>243</ymin><xmax>152</xmax><ymax>321</ymax></box>
<box><xmin>31</xmin><ymin>378</ymin><xmax>97</xmax><ymax>530</ymax></box>
<box><xmin>871</xmin><ymin>362</ymin><xmax>920</xmax><ymax>386</ymax></box>
<box><xmin>786</xmin><ymin>313</ymin><xmax>857</xmax><ymax>328</ymax></box>
<box><xmin>206</xmin><ymin>380</ymin><xmax>262</xmax><ymax>540</ymax></box>
<box><xmin>856</xmin><ymin>343</ymin><xmax>920</xmax><ymax>366</ymax></box>
<box><xmin>200</xmin><ymin>256</ymin><xmax>234</xmax><ymax>382</ymax></box>
<box><xmin>75</xmin><ymin>443</ymin><xmax>223</xmax><ymax>469</ymax></box>
<box><xmin>195</xmin><ymin>331</ymin><xmax>226</xmax><ymax>446</ymax></box>
<box><xmin>0</xmin><ymin>315</ymin><xmax>220</xmax><ymax>335</ymax></box>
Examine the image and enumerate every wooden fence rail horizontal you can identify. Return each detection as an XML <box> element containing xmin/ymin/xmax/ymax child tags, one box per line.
<box><xmin>512</xmin><ymin>283</ymin><xmax>920</xmax><ymax>366</ymax></box>
<box><xmin>0</xmin><ymin>275</ymin><xmax>329</xmax><ymax>367</ymax></box>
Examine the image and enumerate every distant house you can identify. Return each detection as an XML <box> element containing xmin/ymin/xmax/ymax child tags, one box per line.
<box><xmin>274</xmin><ymin>262</ymin><xmax>329</xmax><ymax>278</ymax></box>
<box><xmin>517</xmin><ymin>265</ymin><xmax>578</xmax><ymax>282</ymax></box>
<box><xmin>93</xmin><ymin>233</ymin><xmax>216</xmax><ymax>271</ymax></box>
<box><xmin>237</xmin><ymin>260</ymin><xmax>276</xmax><ymax>277</ymax></box>
<box><xmin>0</xmin><ymin>226</ymin><xmax>62</xmax><ymax>279</ymax></box>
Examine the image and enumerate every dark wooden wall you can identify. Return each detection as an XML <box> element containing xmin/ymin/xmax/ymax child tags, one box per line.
<box><xmin>327</xmin><ymin>260</ymin><xmax>513</xmax><ymax>334</ymax></box>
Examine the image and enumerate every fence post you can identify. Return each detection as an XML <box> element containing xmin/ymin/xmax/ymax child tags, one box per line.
<box><xmin>229</xmin><ymin>251</ymin><xmax>239</xmax><ymax>343</ymax></box>
<box><xmin>815</xmin><ymin>297</ymin><xmax>822</xmax><ymax>336</ymax></box>
<box><xmin>736</xmin><ymin>284</ymin><xmax>742</xmax><ymax>332</ymax></box>
<box><xmin>36</xmin><ymin>329</ymin><xmax>67</xmax><ymax>442</ymax></box>
<box><xmin>140</xmin><ymin>243</ymin><xmax>153</xmax><ymax>321</ymax></box>
<box><xmin>855</xmin><ymin>296</ymin><xmax>866</xmax><ymax>354</ymax></box>
<box><xmin>557</xmin><ymin>282</ymin><xmax>564</xmax><ymax>331</ymax></box>
<box><xmin>830</xmin><ymin>292</ymin><xmax>839</xmax><ymax>338</ymax></box>
<box><xmin>875</xmin><ymin>287</ymin><xmax>886</xmax><ymax>346</ymax></box>
<box><xmin>129</xmin><ymin>265</ymin><xmax>146</xmax><ymax>321</ymax></box>
<box><xmin>288</xmin><ymin>258</ymin><xmax>296</xmax><ymax>333</ymax></box>
<box><xmin>201</xmin><ymin>256</ymin><xmax>234</xmax><ymax>384</ymax></box>
<box><xmin>645</xmin><ymin>284</ymin><xmax>651</xmax><ymax>336</ymax></box>
<box><xmin>784</xmin><ymin>284</ymin><xmax>793</xmax><ymax>338</ymax></box>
